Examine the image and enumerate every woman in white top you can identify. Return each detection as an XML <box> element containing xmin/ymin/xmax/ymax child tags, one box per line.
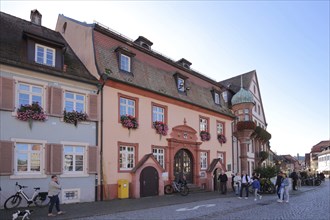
<box><xmin>233</xmin><ymin>173</ymin><xmax>241</xmax><ymax>196</ymax></box>
<box><xmin>239</xmin><ymin>171</ymin><xmax>252</xmax><ymax>199</ymax></box>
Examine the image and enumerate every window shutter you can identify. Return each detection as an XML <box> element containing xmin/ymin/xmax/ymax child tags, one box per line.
<box><xmin>45</xmin><ymin>144</ymin><xmax>63</xmax><ymax>174</ymax></box>
<box><xmin>0</xmin><ymin>141</ymin><xmax>14</xmax><ymax>175</ymax></box>
<box><xmin>47</xmin><ymin>87</ymin><xmax>63</xmax><ymax>116</ymax></box>
<box><xmin>88</xmin><ymin>94</ymin><xmax>98</xmax><ymax>121</ymax></box>
<box><xmin>88</xmin><ymin>145</ymin><xmax>98</xmax><ymax>174</ymax></box>
<box><xmin>0</xmin><ymin>77</ymin><xmax>15</xmax><ymax>111</ymax></box>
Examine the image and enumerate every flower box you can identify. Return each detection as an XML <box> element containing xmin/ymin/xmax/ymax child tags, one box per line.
<box><xmin>217</xmin><ymin>134</ymin><xmax>226</xmax><ymax>144</ymax></box>
<box><xmin>200</xmin><ymin>131</ymin><xmax>210</xmax><ymax>141</ymax></box>
<box><xmin>120</xmin><ymin>115</ymin><xmax>138</xmax><ymax>129</ymax></box>
<box><xmin>153</xmin><ymin>121</ymin><xmax>168</xmax><ymax>136</ymax></box>
<box><xmin>16</xmin><ymin>102</ymin><xmax>47</xmax><ymax>129</ymax></box>
<box><xmin>236</xmin><ymin>121</ymin><xmax>256</xmax><ymax>131</ymax></box>
<box><xmin>63</xmin><ymin>110</ymin><xmax>88</xmax><ymax>127</ymax></box>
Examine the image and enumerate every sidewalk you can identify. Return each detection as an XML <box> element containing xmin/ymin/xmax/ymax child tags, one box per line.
<box><xmin>0</xmin><ymin>183</ymin><xmax>320</xmax><ymax>220</ymax></box>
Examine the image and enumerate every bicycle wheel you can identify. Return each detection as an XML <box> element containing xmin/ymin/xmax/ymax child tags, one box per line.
<box><xmin>34</xmin><ymin>193</ymin><xmax>50</xmax><ymax>207</ymax></box>
<box><xmin>164</xmin><ymin>184</ymin><xmax>174</xmax><ymax>194</ymax></box>
<box><xmin>314</xmin><ymin>180</ymin><xmax>321</xmax><ymax>186</ymax></box>
<box><xmin>180</xmin><ymin>185</ymin><xmax>189</xmax><ymax>196</ymax></box>
<box><xmin>4</xmin><ymin>195</ymin><xmax>22</xmax><ymax>210</ymax></box>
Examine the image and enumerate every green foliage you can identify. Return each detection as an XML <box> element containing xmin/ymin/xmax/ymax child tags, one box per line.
<box><xmin>254</xmin><ymin>166</ymin><xmax>279</xmax><ymax>179</ymax></box>
<box><xmin>254</xmin><ymin>126</ymin><xmax>272</xmax><ymax>142</ymax></box>
<box><xmin>259</xmin><ymin>151</ymin><xmax>269</xmax><ymax>161</ymax></box>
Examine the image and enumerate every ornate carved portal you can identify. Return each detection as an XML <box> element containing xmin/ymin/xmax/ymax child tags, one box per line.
<box><xmin>166</xmin><ymin>123</ymin><xmax>202</xmax><ymax>185</ymax></box>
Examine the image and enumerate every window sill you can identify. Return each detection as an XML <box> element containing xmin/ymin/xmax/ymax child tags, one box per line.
<box><xmin>10</xmin><ymin>174</ymin><xmax>47</xmax><ymax>179</ymax></box>
<box><xmin>60</xmin><ymin>173</ymin><xmax>89</xmax><ymax>178</ymax></box>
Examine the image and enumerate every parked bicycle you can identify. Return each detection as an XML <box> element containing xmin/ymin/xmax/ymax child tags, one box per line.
<box><xmin>164</xmin><ymin>178</ymin><xmax>189</xmax><ymax>196</ymax></box>
<box><xmin>4</xmin><ymin>182</ymin><xmax>50</xmax><ymax>210</ymax></box>
<box><xmin>249</xmin><ymin>178</ymin><xmax>275</xmax><ymax>194</ymax></box>
<box><xmin>301</xmin><ymin>177</ymin><xmax>322</xmax><ymax>186</ymax></box>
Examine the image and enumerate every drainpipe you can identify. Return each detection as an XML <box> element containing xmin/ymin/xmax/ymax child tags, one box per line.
<box><xmin>100</xmin><ymin>84</ymin><xmax>104</xmax><ymax>201</ymax></box>
<box><xmin>97</xmin><ymin>74</ymin><xmax>108</xmax><ymax>201</ymax></box>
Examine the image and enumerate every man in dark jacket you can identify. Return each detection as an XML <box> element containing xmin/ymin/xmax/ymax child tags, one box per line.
<box><xmin>290</xmin><ymin>170</ymin><xmax>298</xmax><ymax>190</ymax></box>
<box><xmin>275</xmin><ymin>171</ymin><xmax>284</xmax><ymax>199</ymax></box>
<box><xmin>218</xmin><ymin>170</ymin><xmax>228</xmax><ymax>194</ymax></box>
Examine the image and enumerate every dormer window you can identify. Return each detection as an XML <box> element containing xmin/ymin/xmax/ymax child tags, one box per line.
<box><xmin>115</xmin><ymin>46</ymin><xmax>136</xmax><ymax>73</ymax></box>
<box><xmin>35</xmin><ymin>44</ymin><xmax>55</xmax><ymax>67</ymax></box>
<box><xmin>134</xmin><ymin>36</ymin><xmax>153</xmax><ymax>51</ymax></box>
<box><xmin>120</xmin><ymin>54</ymin><xmax>131</xmax><ymax>72</ymax></box>
<box><xmin>173</xmin><ymin>72</ymin><xmax>189</xmax><ymax>93</ymax></box>
<box><xmin>176</xmin><ymin>58</ymin><xmax>192</xmax><ymax>69</ymax></box>
<box><xmin>214</xmin><ymin>92</ymin><xmax>220</xmax><ymax>105</ymax></box>
<box><xmin>211</xmin><ymin>88</ymin><xmax>221</xmax><ymax>105</ymax></box>
<box><xmin>178</xmin><ymin>77</ymin><xmax>185</xmax><ymax>92</ymax></box>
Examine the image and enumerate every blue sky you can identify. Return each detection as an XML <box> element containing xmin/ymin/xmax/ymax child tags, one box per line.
<box><xmin>1</xmin><ymin>1</ymin><xmax>329</xmax><ymax>157</ymax></box>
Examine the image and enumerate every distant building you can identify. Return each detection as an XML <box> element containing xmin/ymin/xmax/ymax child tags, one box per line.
<box><xmin>308</xmin><ymin>140</ymin><xmax>330</xmax><ymax>175</ymax></box>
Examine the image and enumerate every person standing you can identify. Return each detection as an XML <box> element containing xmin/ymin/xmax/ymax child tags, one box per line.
<box><xmin>275</xmin><ymin>171</ymin><xmax>283</xmax><ymax>200</ymax></box>
<box><xmin>290</xmin><ymin>170</ymin><xmax>298</xmax><ymax>190</ymax></box>
<box><xmin>251</xmin><ymin>177</ymin><xmax>262</xmax><ymax>201</ymax></box>
<box><xmin>48</xmin><ymin>175</ymin><xmax>65</xmax><ymax>217</ymax></box>
<box><xmin>231</xmin><ymin>173</ymin><xmax>235</xmax><ymax>193</ymax></box>
<box><xmin>218</xmin><ymin>170</ymin><xmax>228</xmax><ymax>194</ymax></box>
<box><xmin>278</xmin><ymin>173</ymin><xmax>290</xmax><ymax>203</ymax></box>
<box><xmin>233</xmin><ymin>172</ymin><xmax>242</xmax><ymax>196</ymax></box>
<box><xmin>239</xmin><ymin>171</ymin><xmax>251</xmax><ymax>199</ymax></box>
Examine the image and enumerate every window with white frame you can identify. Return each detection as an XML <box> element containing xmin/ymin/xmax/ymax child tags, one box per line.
<box><xmin>35</xmin><ymin>44</ymin><xmax>55</xmax><ymax>67</ymax></box>
<box><xmin>64</xmin><ymin>92</ymin><xmax>85</xmax><ymax>112</ymax></box>
<box><xmin>15</xmin><ymin>143</ymin><xmax>42</xmax><ymax>174</ymax></box>
<box><xmin>152</xmin><ymin>105</ymin><xmax>164</xmax><ymax>122</ymax></box>
<box><xmin>222</xmin><ymin>91</ymin><xmax>228</xmax><ymax>103</ymax></box>
<box><xmin>153</xmin><ymin>148</ymin><xmax>165</xmax><ymax>168</ymax></box>
<box><xmin>120</xmin><ymin>54</ymin><xmax>131</xmax><ymax>72</ymax></box>
<box><xmin>120</xmin><ymin>97</ymin><xmax>135</xmax><ymax>116</ymax></box>
<box><xmin>214</xmin><ymin>92</ymin><xmax>220</xmax><ymax>104</ymax></box>
<box><xmin>178</xmin><ymin>77</ymin><xmax>185</xmax><ymax>92</ymax></box>
<box><xmin>200</xmin><ymin>117</ymin><xmax>208</xmax><ymax>132</ymax></box>
<box><xmin>17</xmin><ymin>83</ymin><xmax>43</xmax><ymax>107</ymax></box>
<box><xmin>119</xmin><ymin>145</ymin><xmax>135</xmax><ymax>170</ymax></box>
<box><xmin>200</xmin><ymin>152</ymin><xmax>207</xmax><ymax>170</ymax></box>
<box><xmin>217</xmin><ymin>122</ymin><xmax>224</xmax><ymax>134</ymax></box>
<box><xmin>244</xmin><ymin>109</ymin><xmax>249</xmax><ymax>121</ymax></box>
<box><xmin>63</xmin><ymin>146</ymin><xmax>85</xmax><ymax>173</ymax></box>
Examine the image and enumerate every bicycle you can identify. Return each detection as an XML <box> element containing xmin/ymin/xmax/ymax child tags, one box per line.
<box><xmin>4</xmin><ymin>182</ymin><xmax>50</xmax><ymax>210</ymax></box>
<box><xmin>164</xmin><ymin>179</ymin><xmax>189</xmax><ymax>196</ymax></box>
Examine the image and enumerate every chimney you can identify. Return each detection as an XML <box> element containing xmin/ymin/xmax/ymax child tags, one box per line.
<box><xmin>30</xmin><ymin>9</ymin><xmax>42</xmax><ymax>25</ymax></box>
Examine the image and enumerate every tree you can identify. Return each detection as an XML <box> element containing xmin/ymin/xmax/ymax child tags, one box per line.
<box><xmin>254</xmin><ymin>165</ymin><xmax>280</xmax><ymax>179</ymax></box>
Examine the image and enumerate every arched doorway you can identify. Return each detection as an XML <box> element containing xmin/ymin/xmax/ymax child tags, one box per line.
<box><xmin>213</xmin><ymin>168</ymin><xmax>220</xmax><ymax>191</ymax></box>
<box><xmin>174</xmin><ymin>149</ymin><xmax>193</xmax><ymax>183</ymax></box>
<box><xmin>140</xmin><ymin>166</ymin><xmax>159</xmax><ymax>197</ymax></box>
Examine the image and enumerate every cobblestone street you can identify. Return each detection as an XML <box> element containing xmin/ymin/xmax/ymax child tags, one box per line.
<box><xmin>78</xmin><ymin>180</ymin><xmax>329</xmax><ymax>220</ymax></box>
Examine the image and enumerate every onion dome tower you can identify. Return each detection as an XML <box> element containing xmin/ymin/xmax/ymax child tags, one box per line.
<box><xmin>232</xmin><ymin>77</ymin><xmax>255</xmax><ymax>173</ymax></box>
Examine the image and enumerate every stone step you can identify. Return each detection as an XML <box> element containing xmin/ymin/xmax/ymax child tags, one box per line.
<box><xmin>187</xmin><ymin>183</ymin><xmax>207</xmax><ymax>193</ymax></box>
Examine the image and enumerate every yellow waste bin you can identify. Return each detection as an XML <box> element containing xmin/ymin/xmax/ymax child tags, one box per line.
<box><xmin>118</xmin><ymin>179</ymin><xmax>129</xmax><ymax>199</ymax></box>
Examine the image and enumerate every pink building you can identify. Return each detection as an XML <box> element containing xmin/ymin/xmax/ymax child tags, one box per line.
<box><xmin>56</xmin><ymin>15</ymin><xmax>235</xmax><ymax>200</ymax></box>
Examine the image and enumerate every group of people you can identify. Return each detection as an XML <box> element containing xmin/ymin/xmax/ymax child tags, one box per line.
<box><xmin>218</xmin><ymin>171</ymin><xmax>262</xmax><ymax>201</ymax></box>
<box><xmin>275</xmin><ymin>171</ymin><xmax>290</xmax><ymax>203</ymax></box>
<box><xmin>219</xmin><ymin>170</ymin><xmax>296</xmax><ymax>203</ymax></box>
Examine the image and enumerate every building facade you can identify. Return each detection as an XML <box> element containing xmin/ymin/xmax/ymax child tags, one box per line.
<box><xmin>56</xmin><ymin>15</ymin><xmax>236</xmax><ymax>200</ymax></box>
<box><xmin>0</xmin><ymin>11</ymin><xmax>99</xmax><ymax>207</ymax></box>
<box><xmin>220</xmin><ymin>71</ymin><xmax>271</xmax><ymax>175</ymax></box>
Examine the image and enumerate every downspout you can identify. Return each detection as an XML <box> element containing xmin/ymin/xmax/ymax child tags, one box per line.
<box><xmin>98</xmin><ymin>73</ymin><xmax>109</xmax><ymax>201</ymax></box>
<box><xmin>96</xmin><ymin>76</ymin><xmax>106</xmax><ymax>201</ymax></box>
<box><xmin>100</xmin><ymin>84</ymin><xmax>104</xmax><ymax>201</ymax></box>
